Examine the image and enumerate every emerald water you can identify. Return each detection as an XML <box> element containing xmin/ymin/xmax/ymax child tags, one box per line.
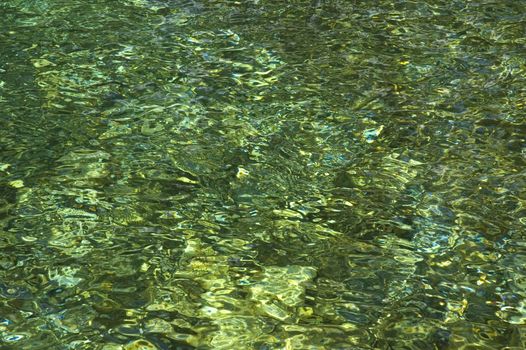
<box><xmin>1</xmin><ymin>1</ymin><xmax>525</xmax><ymax>349</ymax></box>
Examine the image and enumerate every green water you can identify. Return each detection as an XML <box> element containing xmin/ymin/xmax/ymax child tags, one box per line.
<box><xmin>1</xmin><ymin>0</ymin><xmax>525</xmax><ymax>349</ymax></box>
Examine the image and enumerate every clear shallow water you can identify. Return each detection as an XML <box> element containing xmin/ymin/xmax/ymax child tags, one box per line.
<box><xmin>0</xmin><ymin>0</ymin><xmax>525</xmax><ymax>349</ymax></box>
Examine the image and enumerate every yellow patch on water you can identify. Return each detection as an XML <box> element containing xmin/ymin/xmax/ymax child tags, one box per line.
<box><xmin>9</xmin><ymin>180</ymin><xmax>24</xmax><ymax>188</ymax></box>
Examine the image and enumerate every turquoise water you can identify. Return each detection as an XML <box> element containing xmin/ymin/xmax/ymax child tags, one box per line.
<box><xmin>0</xmin><ymin>1</ymin><xmax>525</xmax><ymax>349</ymax></box>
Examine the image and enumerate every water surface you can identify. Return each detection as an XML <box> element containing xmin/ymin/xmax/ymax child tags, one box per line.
<box><xmin>1</xmin><ymin>0</ymin><xmax>525</xmax><ymax>349</ymax></box>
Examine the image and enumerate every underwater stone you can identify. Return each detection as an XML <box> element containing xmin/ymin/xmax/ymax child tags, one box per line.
<box><xmin>124</xmin><ymin>339</ymin><xmax>158</xmax><ymax>350</ymax></box>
